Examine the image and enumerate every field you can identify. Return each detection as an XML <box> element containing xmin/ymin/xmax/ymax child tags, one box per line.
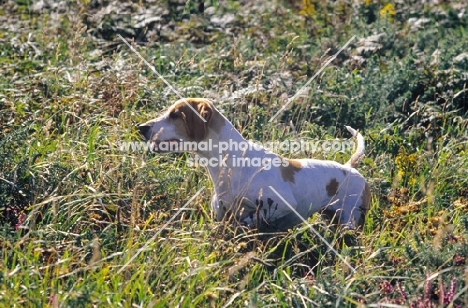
<box><xmin>1</xmin><ymin>0</ymin><xmax>468</xmax><ymax>306</ymax></box>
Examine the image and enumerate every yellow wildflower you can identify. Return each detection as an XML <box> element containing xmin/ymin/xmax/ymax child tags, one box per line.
<box><xmin>380</xmin><ymin>3</ymin><xmax>395</xmax><ymax>22</ymax></box>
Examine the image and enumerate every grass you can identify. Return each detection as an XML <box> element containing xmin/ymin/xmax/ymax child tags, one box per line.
<box><xmin>1</xmin><ymin>0</ymin><xmax>468</xmax><ymax>306</ymax></box>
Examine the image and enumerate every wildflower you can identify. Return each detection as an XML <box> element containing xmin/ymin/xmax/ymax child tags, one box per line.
<box><xmin>443</xmin><ymin>277</ymin><xmax>457</xmax><ymax>304</ymax></box>
<box><xmin>380</xmin><ymin>280</ymin><xmax>394</xmax><ymax>295</ymax></box>
<box><xmin>380</xmin><ymin>3</ymin><xmax>395</xmax><ymax>22</ymax></box>
<box><xmin>15</xmin><ymin>212</ymin><xmax>26</xmax><ymax>231</ymax></box>
<box><xmin>299</xmin><ymin>0</ymin><xmax>315</xmax><ymax>16</ymax></box>
<box><xmin>454</xmin><ymin>255</ymin><xmax>465</xmax><ymax>265</ymax></box>
<box><xmin>396</xmin><ymin>282</ymin><xmax>407</xmax><ymax>302</ymax></box>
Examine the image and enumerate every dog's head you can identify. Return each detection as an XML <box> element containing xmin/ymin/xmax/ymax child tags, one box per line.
<box><xmin>139</xmin><ymin>98</ymin><xmax>215</xmax><ymax>152</ymax></box>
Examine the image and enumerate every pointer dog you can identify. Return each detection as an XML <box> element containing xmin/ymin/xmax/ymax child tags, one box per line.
<box><xmin>139</xmin><ymin>98</ymin><xmax>369</xmax><ymax>231</ymax></box>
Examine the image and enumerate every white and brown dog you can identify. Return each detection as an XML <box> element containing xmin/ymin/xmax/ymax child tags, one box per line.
<box><xmin>139</xmin><ymin>98</ymin><xmax>370</xmax><ymax>231</ymax></box>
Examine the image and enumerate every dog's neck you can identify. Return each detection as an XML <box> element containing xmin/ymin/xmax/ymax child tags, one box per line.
<box><xmin>193</xmin><ymin>109</ymin><xmax>272</xmax><ymax>193</ymax></box>
<box><xmin>196</xmin><ymin>110</ymin><xmax>251</xmax><ymax>162</ymax></box>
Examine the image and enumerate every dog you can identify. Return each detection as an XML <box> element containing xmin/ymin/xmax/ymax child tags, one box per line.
<box><xmin>139</xmin><ymin>98</ymin><xmax>370</xmax><ymax>231</ymax></box>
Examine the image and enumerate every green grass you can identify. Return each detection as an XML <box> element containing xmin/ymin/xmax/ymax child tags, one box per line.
<box><xmin>1</xmin><ymin>0</ymin><xmax>468</xmax><ymax>306</ymax></box>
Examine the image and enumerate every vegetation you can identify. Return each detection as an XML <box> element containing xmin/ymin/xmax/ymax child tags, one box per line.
<box><xmin>1</xmin><ymin>0</ymin><xmax>467</xmax><ymax>306</ymax></box>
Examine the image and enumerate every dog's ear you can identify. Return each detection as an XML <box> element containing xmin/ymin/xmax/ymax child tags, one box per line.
<box><xmin>193</xmin><ymin>100</ymin><xmax>212</xmax><ymax>141</ymax></box>
<box><xmin>179</xmin><ymin>99</ymin><xmax>212</xmax><ymax>142</ymax></box>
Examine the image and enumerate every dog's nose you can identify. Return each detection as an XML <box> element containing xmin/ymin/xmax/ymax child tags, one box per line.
<box><xmin>138</xmin><ymin>125</ymin><xmax>152</xmax><ymax>140</ymax></box>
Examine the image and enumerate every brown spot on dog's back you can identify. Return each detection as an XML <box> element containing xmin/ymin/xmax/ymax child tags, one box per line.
<box><xmin>280</xmin><ymin>159</ymin><xmax>302</xmax><ymax>183</ymax></box>
<box><xmin>326</xmin><ymin>178</ymin><xmax>339</xmax><ymax>197</ymax></box>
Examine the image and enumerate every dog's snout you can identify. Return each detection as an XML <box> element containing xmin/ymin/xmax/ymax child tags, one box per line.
<box><xmin>138</xmin><ymin>125</ymin><xmax>152</xmax><ymax>140</ymax></box>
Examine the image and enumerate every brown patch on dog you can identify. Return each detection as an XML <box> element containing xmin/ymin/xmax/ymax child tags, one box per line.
<box><xmin>326</xmin><ymin>178</ymin><xmax>339</xmax><ymax>197</ymax></box>
<box><xmin>171</xmin><ymin>98</ymin><xmax>225</xmax><ymax>141</ymax></box>
<box><xmin>280</xmin><ymin>159</ymin><xmax>302</xmax><ymax>183</ymax></box>
<box><xmin>193</xmin><ymin>99</ymin><xmax>226</xmax><ymax>136</ymax></box>
<box><xmin>358</xmin><ymin>182</ymin><xmax>371</xmax><ymax>226</ymax></box>
<box><xmin>169</xmin><ymin>98</ymin><xmax>213</xmax><ymax>142</ymax></box>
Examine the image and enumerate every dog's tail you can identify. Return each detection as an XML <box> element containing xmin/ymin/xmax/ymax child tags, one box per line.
<box><xmin>345</xmin><ymin>126</ymin><xmax>365</xmax><ymax>169</ymax></box>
